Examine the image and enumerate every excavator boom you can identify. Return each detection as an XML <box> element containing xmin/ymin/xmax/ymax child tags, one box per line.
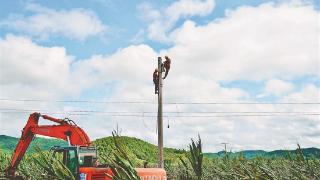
<box><xmin>6</xmin><ymin>112</ymin><xmax>91</xmax><ymax>177</ymax></box>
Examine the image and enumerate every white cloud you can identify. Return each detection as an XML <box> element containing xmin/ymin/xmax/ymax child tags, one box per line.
<box><xmin>0</xmin><ymin>3</ymin><xmax>107</xmax><ymax>40</ymax></box>
<box><xmin>167</xmin><ymin>2</ymin><xmax>319</xmax><ymax>81</ymax></box>
<box><xmin>167</xmin><ymin>0</ymin><xmax>215</xmax><ymax>19</ymax></box>
<box><xmin>0</xmin><ymin>35</ymin><xmax>74</xmax><ymax>136</ymax></box>
<box><xmin>282</xmin><ymin>84</ymin><xmax>320</xmax><ymax>102</ymax></box>
<box><xmin>138</xmin><ymin>0</ymin><xmax>215</xmax><ymax>42</ymax></box>
<box><xmin>72</xmin><ymin>44</ymin><xmax>158</xmax><ymax>90</ymax></box>
<box><xmin>264</xmin><ymin>79</ymin><xmax>294</xmax><ymax>96</ymax></box>
<box><xmin>0</xmin><ymin>34</ymin><xmax>77</xmax><ymax>98</ymax></box>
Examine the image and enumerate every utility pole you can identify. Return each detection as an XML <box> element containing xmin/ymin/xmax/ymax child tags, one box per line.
<box><xmin>153</xmin><ymin>55</ymin><xmax>171</xmax><ymax>168</ymax></box>
<box><xmin>157</xmin><ymin>57</ymin><xmax>164</xmax><ymax>168</ymax></box>
<box><xmin>221</xmin><ymin>142</ymin><xmax>229</xmax><ymax>155</ymax></box>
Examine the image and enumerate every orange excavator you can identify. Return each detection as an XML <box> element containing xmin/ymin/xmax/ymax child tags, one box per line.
<box><xmin>5</xmin><ymin>112</ymin><xmax>166</xmax><ymax>180</ymax></box>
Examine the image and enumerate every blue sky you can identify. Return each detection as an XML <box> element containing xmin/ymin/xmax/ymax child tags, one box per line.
<box><xmin>1</xmin><ymin>0</ymin><xmax>303</xmax><ymax>58</ymax></box>
<box><xmin>0</xmin><ymin>0</ymin><xmax>319</xmax><ymax>152</ymax></box>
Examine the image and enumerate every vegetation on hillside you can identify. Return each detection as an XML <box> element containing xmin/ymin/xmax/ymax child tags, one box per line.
<box><xmin>0</xmin><ymin>147</ymin><xmax>75</xmax><ymax>180</ymax></box>
<box><xmin>0</xmin><ymin>135</ymin><xmax>68</xmax><ymax>153</ymax></box>
<box><xmin>204</xmin><ymin>148</ymin><xmax>320</xmax><ymax>159</ymax></box>
<box><xmin>94</xmin><ymin>135</ymin><xmax>186</xmax><ymax>167</ymax></box>
<box><xmin>166</xmin><ymin>142</ymin><xmax>320</xmax><ymax>179</ymax></box>
<box><xmin>0</xmin><ymin>134</ymin><xmax>320</xmax><ymax>179</ymax></box>
<box><xmin>104</xmin><ymin>131</ymin><xmax>140</xmax><ymax>180</ymax></box>
<box><xmin>179</xmin><ymin>136</ymin><xmax>203</xmax><ymax>180</ymax></box>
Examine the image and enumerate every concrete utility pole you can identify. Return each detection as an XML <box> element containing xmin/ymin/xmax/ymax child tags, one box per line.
<box><xmin>153</xmin><ymin>55</ymin><xmax>171</xmax><ymax>168</ymax></box>
<box><xmin>157</xmin><ymin>57</ymin><xmax>164</xmax><ymax>168</ymax></box>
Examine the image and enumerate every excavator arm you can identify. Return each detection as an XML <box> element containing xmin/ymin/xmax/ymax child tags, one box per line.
<box><xmin>6</xmin><ymin>112</ymin><xmax>91</xmax><ymax>177</ymax></box>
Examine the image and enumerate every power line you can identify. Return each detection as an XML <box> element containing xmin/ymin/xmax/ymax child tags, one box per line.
<box><xmin>0</xmin><ymin>98</ymin><xmax>319</xmax><ymax>105</ymax></box>
<box><xmin>0</xmin><ymin>108</ymin><xmax>319</xmax><ymax>114</ymax></box>
<box><xmin>168</xmin><ymin>102</ymin><xmax>320</xmax><ymax>105</ymax></box>
<box><xmin>0</xmin><ymin>98</ymin><xmax>153</xmax><ymax>104</ymax></box>
<box><xmin>0</xmin><ymin>111</ymin><xmax>319</xmax><ymax>118</ymax></box>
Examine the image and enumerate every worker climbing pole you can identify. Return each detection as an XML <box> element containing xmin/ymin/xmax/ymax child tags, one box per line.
<box><xmin>153</xmin><ymin>56</ymin><xmax>172</xmax><ymax>168</ymax></box>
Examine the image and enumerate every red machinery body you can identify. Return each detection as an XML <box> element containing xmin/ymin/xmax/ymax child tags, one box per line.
<box><xmin>5</xmin><ymin>113</ymin><xmax>167</xmax><ymax>180</ymax></box>
<box><xmin>78</xmin><ymin>168</ymin><xmax>166</xmax><ymax>180</ymax></box>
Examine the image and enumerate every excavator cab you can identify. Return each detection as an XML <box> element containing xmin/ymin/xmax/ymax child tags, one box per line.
<box><xmin>78</xmin><ymin>146</ymin><xmax>98</xmax><ymax>167</ymax></box>
<box><xmin>51</xmin><ymin>146</ymin><xmax>98</xmax><ymax>177</ymax></box>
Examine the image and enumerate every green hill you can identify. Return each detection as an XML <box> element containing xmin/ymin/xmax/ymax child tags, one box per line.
<box><xmin>204</xmin><ymin>148</ymin><xmax>320</xmax><ymax>159</ymax></box>
<box><xmin>93</xmin><ymin>136</ymin><xmax>186</xmax><ymax>166</ymax></box>
<box><xmin>267</xmin><ymin>148</ymin><xmax>320</xmax><ymax>158</ymax></box>
<box><xmin>0</xmin><ymin>135</ymin><xmax>68</xmax><ymax>153</ymax></box>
